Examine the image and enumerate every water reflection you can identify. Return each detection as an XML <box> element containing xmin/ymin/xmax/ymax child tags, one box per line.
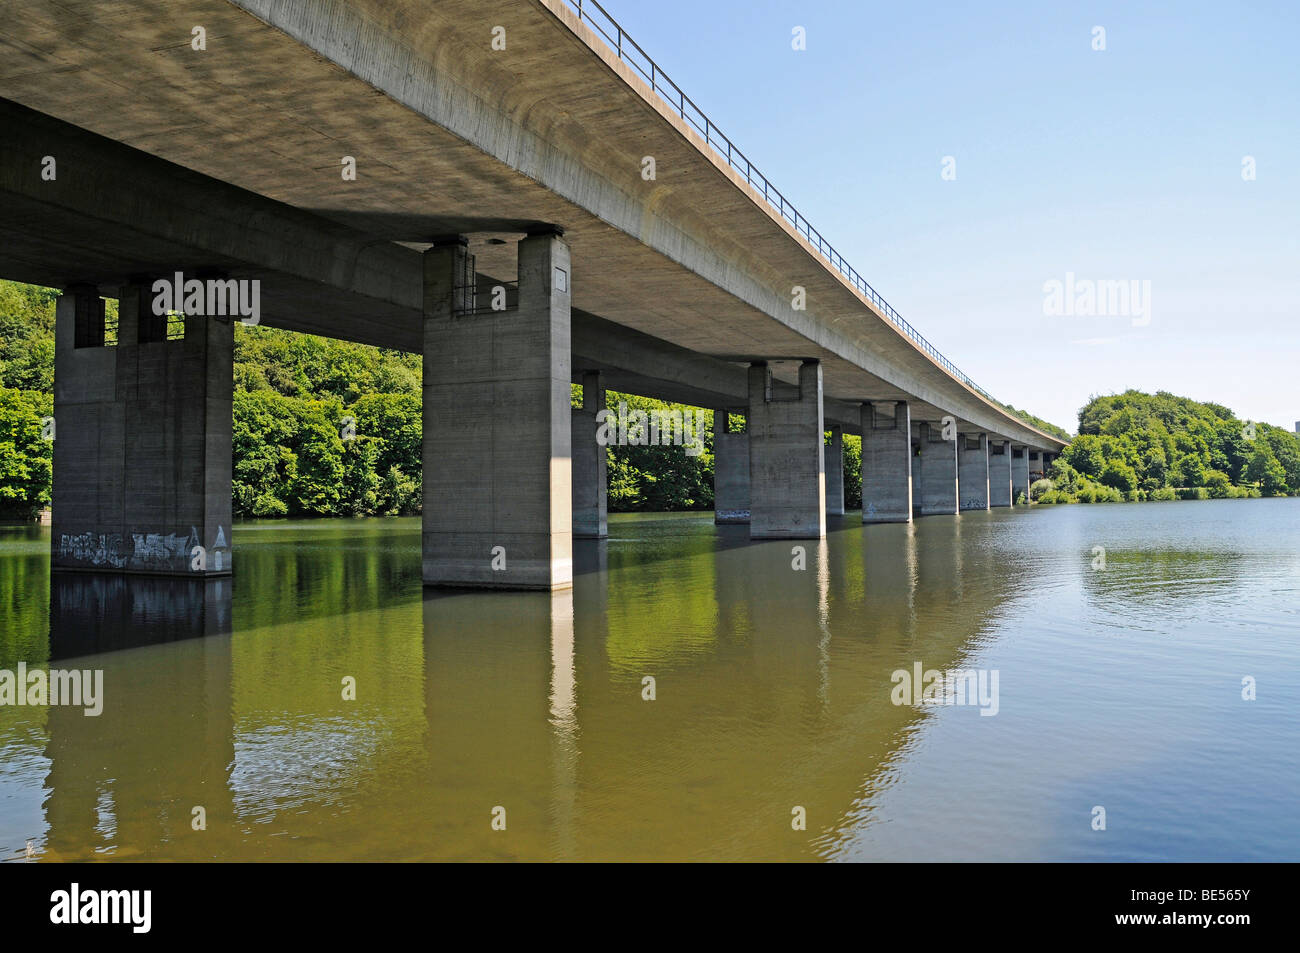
<box><xmin>2</xmin><ymin>502</ymin><xmax>1296</xmax><ymax>861</ymax></box>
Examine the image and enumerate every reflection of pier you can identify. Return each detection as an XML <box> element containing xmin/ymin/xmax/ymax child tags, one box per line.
<box><xmin>29</xmin><ymin>513</ymin><xmax>1027</xmax><ymax>861</ymax></box>
<box><xmin>41</xmin><ymin>572</ymin><xmax>234</xmax><ymax>860</ymax></box>
<box><xmin>48</xmin><ymin>572</ymin><xmax>231</xmax><ymax>660</ymax></box>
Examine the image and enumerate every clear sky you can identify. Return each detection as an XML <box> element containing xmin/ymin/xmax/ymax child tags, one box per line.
<box><xmin>589</xmin><ymin>0</ymin><xmax>1300</xmax><ymax>434</ymax></box>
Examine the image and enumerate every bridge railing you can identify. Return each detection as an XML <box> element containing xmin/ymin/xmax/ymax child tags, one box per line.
<box><xmin>563</xmin><ymin>0</ymin><xmax>995</xmax><ymax>402</ymax></box>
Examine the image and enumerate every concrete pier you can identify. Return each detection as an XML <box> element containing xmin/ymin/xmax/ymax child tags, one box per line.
<box><xmin>958</xmin><ymin>433</ymin><xmax>991</xmax><ymax>511</ymax></box>
<box><xmin>826</xmin><ymin>425</ymin><xmax>845</xmax><ymax>516</ymax></box>
<box><xmin>52</xmin><ymin>282</ymin><xmax>233</xmax><ymax>575</ymax></box>
<box><xmin>422</xmin><ymin>232</ymin><xmax>573</xmax><ymax>589</ymax></box>
<box><xmin>917</xmin><ymin>421</ymin><xmax>959</xmax><ymax>516</ymax></box>
<box><xmin>1011</xmin><ymin>445</ymin><xmax>1030</xmax><ymax>503</ymax></box>
<box><xmin>910</xmin><ymin>422</ymin><xmax>923</xmax><ymax>516</ymax></box>
<box><xmin>861</xmin><ymin>400</ymin><xmax>913</xmax><ymax>523</ymax></box>
<box><xmin>572</xmin><ymin>370</ymin><xmax>608</xmax><ymax>539</ymax></box>
<box><xmin>988</xmin><ymin>439</ymin><xmax>1012</xmax><ymax>507</ymax></box>
<box><xmin>713</xmin><ymin>409</ymin><xmax>750</xmax><ymax>523</ymax></box>
<box><xmin>747</xmin><ymin>361</ymin><xmax>825</xmax><ymax>539</ymax></box>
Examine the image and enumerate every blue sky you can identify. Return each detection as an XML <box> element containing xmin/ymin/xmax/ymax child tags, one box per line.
<box><xmin>590</xmin><ymin>0</ymin><xmax>1300</xmax><ymax>433</ymax></box>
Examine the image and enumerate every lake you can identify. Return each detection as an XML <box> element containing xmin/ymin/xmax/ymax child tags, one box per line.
<box><xmin>2</xmin><ymin>499</ymin><xmax>1297</xmax><ymax>861</ymax></box>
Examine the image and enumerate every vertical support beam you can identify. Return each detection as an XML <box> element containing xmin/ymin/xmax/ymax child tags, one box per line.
<box><xmin>571</xmin><ymin>370</ymin><xmax>607</xmax><ymax>539</ymax></box>
<box><xmin>422</xmin><ymin>232</ymin><xmax>573</xmax><ymax>589</ymax></box>
<box><xmin>748</xmin><ymin>360</ymin><xmax>825</xmax><ymax>539</ymax></box>
<box><xmin>917</xmin><ymin>421</ymin><xmax>958</xmax><ymax>516</ymax></box>
<box><xmin>988</xmin><ymin>438</ymin><xmax>1012</xmax><ymax>507</ymax></box>
<box><xmin>825</xmin><ymin>425</ymin><xmax>845</xmax><ymax>516</ymax></box>
<box><xmin>1028</xmin><ymin>449</ymin><xmax>1043</xmax><ymax>482</ymax></box>
<box><xmin>958</xmin><ymin>432</ymin><xmax>991</xmax><ymax>511</ymax></box>
<box><xmin>1011</xmin><ymin>445</ymin><xmax>1030</xmax><ymax>503</ymax></box>
<box><xmin>860</xmin><ymin>400</ymin><xmax>913</xmax><ymax>523</ymax></box>
<box><xmin>910</xmin><ymin>421</ymin><xmax>922</xmax><ymax>516</ymax></box>
<box><xmin>713</xmin><ymin>408</ymin><xmax>750</xmax><ymax>523</ymax></box>
<box><xmin>52</xmin><ymin>281</ymin><xmax>233</xmax><ymax>575</ymax></box>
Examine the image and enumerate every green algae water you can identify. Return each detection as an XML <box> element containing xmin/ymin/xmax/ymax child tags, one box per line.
<box><xmin>1</xmin><ymin>499</ymin><xmax>1297</xmax><ymax>861</ymax></box>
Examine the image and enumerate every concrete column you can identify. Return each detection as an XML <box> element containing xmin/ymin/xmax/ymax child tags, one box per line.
<box><xmin>826</xmin><ymin>425</ymin><xmax>845</xmax><ymax>516</ymax></box>
<box><xmin>958</xmin><ymin>432</ymin><xmax>991</xmax><ymax>511</ymax></box>
<box><xmin>52</xmin><ymin>281</ymin><xmax>233</xmax><ymax>575</ymax></box>
<box><xmin>571</xmin><ymin>370</ymin><xmax>607</xmax><ymax>539</ymax></box>
<box><xmin>861</xmin><ymin>400</ymin><xmax>913</xmax><ymax>523</ymax></box>
<box><xmin>1028</xmin><ymin>449</ymin><xmax>1044</xmax><ymax>482</ymax></box>
<box><xmin>1011</xmin><ymin>445</ymin><xmax>1031</xmax><ymax>503</ymax></box>
<box><xmin>747</xmin><ymin>360</ymin><xmax>825</xmax><ymax>539</ymax></box>
<box><xmin>713</xmin><ymin>409</ymin><xmax>750</xmax><ymax>523</ymax></box>
<box><xmin>422</xmin><ymin>232</ymin><xmax>573</xmax><ymax>590</ymax></box>
<box><xmin>988</xmin><ymin>439</ymin><xmax>1012</xmax><ymax>507</ymax></box>
<box><xmin>910</xmin><ymin>421</ymin><xmax>922</xmax><ymax>516</ymax></box>
<box><xmin>917</xmin><ymin>421</ymin><xmax>958</xmax><ymax>516</ymax></box>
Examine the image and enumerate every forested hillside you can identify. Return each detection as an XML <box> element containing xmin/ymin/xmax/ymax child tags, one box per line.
<box><xmin>1040</xmin><ymin>390</ymin><xmax>1296</xmax><ymax>503</ymax></box>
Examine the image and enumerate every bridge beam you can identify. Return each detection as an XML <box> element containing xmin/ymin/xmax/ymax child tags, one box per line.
<box><xmin>826</xmin><ymin>425</ymin><xmax>845</xmax><ymax>516</ymax></box>
<box><xmin>52</xmin><ymin>282</ymin><xmax>233</xmax><ymax>575</ymax></box>
<box><xmin>572</xmin><ymin>370</ymin><xmax>607</xmax><ymax>539</ymax></box>
<box><xmin>958</xmin><ymin>433</ymin><xmax>991</xmax><ymax>511</ymax></box>
<box><xmin>748</xmin><ymin>361</ymin><xmax>825</xmax><ymax>539</ymax></box>
<box><xmin>861</xmin><ymin>401</ymin><xmax>913</xmax><ymax>523</ymax></box>
<box><xmin>422</xmin><ymin>233</ymin><xmax>573</xmax><ymax>590</ymax></box>
<box><xmin>989</xmin><ymin>439</ymin><xmax>1013</xmax><ymax>507</ymax></box>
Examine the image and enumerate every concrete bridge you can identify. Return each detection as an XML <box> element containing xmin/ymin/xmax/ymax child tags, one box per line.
<box><xmin>0</xmin><ymin>0</ymin><xmax>1066</xmax><ymax>590</ymax></box>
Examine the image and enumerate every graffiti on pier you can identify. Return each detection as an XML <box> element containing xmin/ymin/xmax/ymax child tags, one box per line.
<box><xmin>130</xmin><ymin>529</ymin><xmax>199</xmax><ymax>571</ymax></box>
<box><xmin>58</xmin><ymin>533</ymin><xmax>128</xmax><ymax>569</ymax></box>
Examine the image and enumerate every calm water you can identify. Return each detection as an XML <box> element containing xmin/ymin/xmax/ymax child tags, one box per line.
<box><xmin>1</xmin><ymin>500</ymin><xmax>1297</xmax><ymax>861</ymax></box>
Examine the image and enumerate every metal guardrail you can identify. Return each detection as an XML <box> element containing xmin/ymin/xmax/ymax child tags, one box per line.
<box><xmin>562</xmin><ymin>0</ymin><xmax>995</xmax><ymax>402</ymax></box>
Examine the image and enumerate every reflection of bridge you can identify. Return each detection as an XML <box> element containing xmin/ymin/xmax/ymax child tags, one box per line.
<box><xmin>26</xmin><ymin>516</ymin><xmax>1028</xmax><ymax>861</ymax></box>
<box><xmin>0</xmin><ymin>0</ymin><xmax>1064</xmax><ymax>590</ymax></box>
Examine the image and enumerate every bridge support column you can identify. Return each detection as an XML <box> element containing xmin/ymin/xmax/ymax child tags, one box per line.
<box><xmin>861</xmin><ymin>400</ymin><xmax>913</xmax><ymax>523</ymax></box>
<box><xmin>713</xmin><ymin>409</ymin><xmax>750</xmax><ymax>523</ymax></box>
<box><xmin>52</xmin><ymin>282</ymin><xmax>233</xmax><ymax>575</ymax></box>
<box><xmin>748</xmin><ymin>361</ymin><xmax>825</xmax><ymax>539</ymax></box>
<box><xmin>1012</xmin><ymin>445</ymin><xmax>1030</xmax><ymax>503</ymax></box>
<box><xmin>826</xmin><ymin>425</ymin><xmax>845</xmax><ymax>516</ymax></box>
<box><xmin>917</xmin><ymin>421</ymin><xmax>958</xmax><ymax>516</ymax></box>
<box><xmin>989</xmin><ymin>439</ymin><xmax>1012</xmax><ymax>507</ymax></box>
<box><xmin>958</xmin><ymin>433</ymin><xmax>991</xmax><ymax>511</ymax></box>
<box><xmin>910</xmin><ymin>422</ymin><xmax>923</xmax><ymax>516</ymax></box>
<box><xmin>572</xmin><ymin>370</ymin><xmax>607</xmax><ymax>539</ymax></box>
<box><xmin>422</xmin><ymin>233</ymin><xmax>573</xmax><ymax>589</ymax></box>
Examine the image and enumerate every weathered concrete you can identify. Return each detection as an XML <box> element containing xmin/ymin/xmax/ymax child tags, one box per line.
<box><xmin>1011</xmin><ymin>445</ymin><xmax>1031</xmax><ymax>504</ymax></box>
<box><xmin>52</xmin><ymin>283</ymin><xmax>232</xmax><ymax>575</ymax></box>
<box><xmin>826</xmin><ymin>426</ymin><xmax>845</xmax><ymax>516</ymax></box>
<box><xmin>958</xmin><ymin>433</ymin><xmax>991</xmax><ymax>512</ymax></box>
<box><xmin>917</xmin><ymin>421</ymin><xmax>958</xmax><ymax>516</ymax></box>
<box><xmin>713</xmin><ymin>410</ymin><xmax>750</xmax><ymax>523</ymax></box>
<box><xmin>861</xmin><ymin>401</ymin><xmax>913</xmax><ymax>524</ymax></box>
<box><xmin>748</xmin><ymin>361</ymin><xmax>825</xmax><ymax>539</ymax></box>
<box><xmin>572</xmin><ymin>370</ymin><xmax>607</xmax><ymax>539</ymax></box>
<box><xmin>422</xmin><ymin>233</ymin><xmax>573</xmax><ymax>590</ymax></box>
<box><xmin>988</xmin><ymin>439</ymin><xmax>1013</xmax><ymax>507</ymax></box>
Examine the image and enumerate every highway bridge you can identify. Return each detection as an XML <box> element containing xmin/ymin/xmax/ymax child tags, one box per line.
<box><xmin>0</xmin><ymin>0</ymin><xmax>1067</xmax><ymax>589</ymax></box>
